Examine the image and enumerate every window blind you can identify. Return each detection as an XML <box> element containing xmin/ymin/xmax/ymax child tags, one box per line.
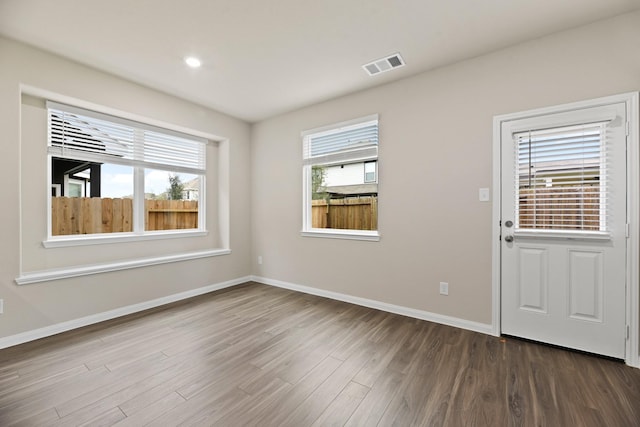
<box><xmin>47</xmin><ymin>102</ymin><xmax>206</xmax><ymax>174</ymax></box>
<box><xmin>303</xmin><ymin>118</ymin><xmax>378</xmax><ymax>166</ymax></box>
<box><xmin>514</xmin><ymin>121</ymin><xmax>609</xmax><ymax>233</ymax></box>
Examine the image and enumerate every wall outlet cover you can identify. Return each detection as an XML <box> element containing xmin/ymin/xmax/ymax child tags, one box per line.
<box><xmin>439</xmin><ymin>282</ymin><xmax>449</xmax><ymax>296</ymax></box>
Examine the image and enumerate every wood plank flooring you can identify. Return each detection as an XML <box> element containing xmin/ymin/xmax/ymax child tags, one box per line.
<box><xmin>1</xmin><ymin>281</ymin><xmax>639</xmax><ymax>426</ymax></box>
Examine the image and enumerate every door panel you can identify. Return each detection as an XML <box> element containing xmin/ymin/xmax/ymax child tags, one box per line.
<box><xmin>501</xmin><ymin>102</ymin><xmax>627</xmax><ymax>359</ymax></box>
<box><xmin>517</xmin><ymin>247</ymin><xmax>548</xmax><ymax>313</ymax></box>
<box><xmin>568</xmin><ymin>250</ymin><xmax>603</xmax><ymax>322</ymax></box>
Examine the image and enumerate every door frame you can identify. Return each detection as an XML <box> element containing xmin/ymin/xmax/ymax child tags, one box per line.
<box><xmin>491</xmin><ymin>92</ymin><xmax>640</xmax><ymax>368</ymax></box>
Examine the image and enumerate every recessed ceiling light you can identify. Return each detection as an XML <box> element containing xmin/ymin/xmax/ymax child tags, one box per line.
<box><xmin>184</xmin><ymin>56</ymin><xmax>201</xmax><ymax>68</ymax></box>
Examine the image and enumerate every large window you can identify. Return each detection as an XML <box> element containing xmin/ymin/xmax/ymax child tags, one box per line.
<box><xmin>302</xmin><ymin>115</ymin><xmax>379</xmax><ymax>240</ymax></box>
<box><xmin>47</xmin><ymin>102</ymin><xmax>207</xmax><ymax>240</ymax></box>
<box><xmin>364</xmin><ymin>161</ymin><xmax>377</xmax><ymax>183</ymax></box>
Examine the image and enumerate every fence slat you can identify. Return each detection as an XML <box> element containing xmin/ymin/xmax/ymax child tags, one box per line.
<box><xmin>101</xmin><ymin>198</ymin><xmax>113</xmax><ymax>233</ymax></box>
<box><xmin>122</xmin><ymin>198</ymin><xmax>133</xmax><ymax>232</ymax></box>
<box><xmin>90</xmin><ymin>197</ymin><xmax>102</xmax><ymax>233</ymax></box>
<box><xmin>112</xmin><ymin>198</ymin><xmax>123</xmax><ymax>233</ymax></box>
<box><xmin>71</xmin><ymin>197</ymin><xmax>81</xmax><ymax>235</ymax></box>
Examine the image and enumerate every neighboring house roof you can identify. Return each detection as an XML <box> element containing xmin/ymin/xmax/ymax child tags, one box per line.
<box><xmin>183</xmin><ymin>177</ymin><xmax>200</xmax><ymax>190</ymax></box>
<box><xmin>321</xmin><ymin>184</ymin><xmax>378</xmax><ymax>197</ymax></box>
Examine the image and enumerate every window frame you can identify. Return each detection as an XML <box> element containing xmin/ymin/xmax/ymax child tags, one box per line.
<box><xmin>504</xmin><ymin>110</ymin><xmax>619</xmax><ymax>242</ymax></box>
<box><xmin>364</xmin><ymin>160</ymin><xmax>377</xmax><ymax>183</ymax></box>
<box><xmin>301</xmin><ymin>114</ymin><xmax>380</xmax><ymax>241</ymax></box>
<box><xmin>45</xmin><ymin>101</ymin><xmax>209</xmax><ymax>247</ymax></box>
<box><xmin>513</xmin><ymin>121</ymin><xmax>610</xmax><ymax>238</ymax></box>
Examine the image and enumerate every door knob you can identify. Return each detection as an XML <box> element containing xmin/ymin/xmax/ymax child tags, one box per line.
<box><xmin>504</xmin><ymin>235</ymin><xmax>514</xmax><ymax>243</ymax></box>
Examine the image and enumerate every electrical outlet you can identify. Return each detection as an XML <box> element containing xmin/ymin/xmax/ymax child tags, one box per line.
<box><xmin>0</xmin><ymin>299</ymin><xmax>4</xmax><ymax>314</ymax></box>
<box><xmin>258</xmin><ymin>256</ymin><xmax>263</xmax><ymax>265</ymax></box>
<box><xmin>439</xmin><ymin>282</ymin><xmax>449</xmax><ymax>296</ymax></box>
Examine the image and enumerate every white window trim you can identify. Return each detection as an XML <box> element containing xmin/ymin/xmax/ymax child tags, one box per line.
<box><xmin>301</xmin><ymin>166</ymin><xmax>380</xmax><ymax>241</ymax></box>
<box><xmin>301</xmin><ymin>114</ymin><xmax>379</xmax><ymax>140</ymax></box>
<box><xmin>364</xmin><ymin>160</ymin><xmax>377</xmax><ymax>183</ymax></box>
<box><xmin>301</xmin><ymin>114</ymin><xmax>380</xmax><ymax>241</ymax></box>
<box><xmin>513</xmin><ymin>121</ymin><xmax>610</xmax><ymax>236</ymax></box>
<box><xmin>45</xmin><ymin>100</ymin><xmax>210</xmax><ymax>246</ymax></box>
<box><xmin>300</xmin><ymin>229</ymin><xmax>380</xmax><ymax>241</ymax></box>
<box><xmin>43</xmin><ymin>229</ymin><xmax>209</xmax><ymax>248</ymax></box>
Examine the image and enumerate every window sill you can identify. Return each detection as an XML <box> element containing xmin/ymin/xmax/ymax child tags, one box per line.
<box><xmin>43</xmin><ymin>230</ymin><xmax>208</xmax><ymax>248</ymax></box>
<box><xmin>15</xmin><ymin>248</ymin><xmax>230</xmax><ymax>285</ymax></box>
<box><xmin>301</xmin><ymin>229</ymin><xmax>380</xmax><ymax>241</ymax></box>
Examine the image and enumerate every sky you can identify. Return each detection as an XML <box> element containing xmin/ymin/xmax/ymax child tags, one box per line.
<box><xmin>100</xmin><ymin>164</ymin><xmax>197</xmax><ymax>198</ymax></box>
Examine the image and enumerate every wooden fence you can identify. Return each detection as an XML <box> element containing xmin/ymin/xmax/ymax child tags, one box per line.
<box><xmin>519</xmin><ymin>186</ymin><xmax>599</xmax><ymax>230</ymax></box>
<box><xmin>145</xmin><ymin>199</ymin><xmax>198</xmax><ymax>231</ymax></box>
<box><xmin>51</xmin><ymin>197</ymin><xmax>198</xmax><ymax>235</ymax></box>
<box><xmin>312</xmin><ymin>197</ymin><xmax>377</xmax><ymax>230</ymax></box>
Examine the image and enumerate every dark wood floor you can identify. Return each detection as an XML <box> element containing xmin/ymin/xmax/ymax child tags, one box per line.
<box><xmin>1</xmin><ymin>282</ymin><xmax>639</xmax><ymax>426</ymax></box>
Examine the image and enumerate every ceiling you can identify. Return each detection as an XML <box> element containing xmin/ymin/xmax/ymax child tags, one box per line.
<box><xmin>1</xmin><ymin>0</ymin><xmax>639</xmax><ymax>122</ymax></box>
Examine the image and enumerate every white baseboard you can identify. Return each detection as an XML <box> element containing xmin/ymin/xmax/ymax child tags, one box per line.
<box><xmin>0</xmin><ymin>276</ymin><xmax>250</xmax><ymax>350</ymax></box>
<box><xmin>1</xmin><ymin>274</ymin><xmax>494</xmax><ymax>351</ymax></box>
<box><xmin>251</xmin><ymin>275</ymin><xmax>494</xmax><ymax>336</ymax></box>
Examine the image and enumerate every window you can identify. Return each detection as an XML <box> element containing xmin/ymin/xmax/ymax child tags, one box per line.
<box><xmin>302</xmin><ymin>115</ymin><xmax>379</xmax><ymax>240</ymax></box>
<box><xmin>47</xmin><ymin>101</ymin><xmax>207</xmax><ymax>239</ymax></box>
<box><xmin>364</xmin><ymin>161</ymin><xmax>377</xmax><ymax>183</ymax></box>
<box><xmin>514</xmin><ymin>121</ymin><xmax>609</xmax><ymax>235</ymax></box>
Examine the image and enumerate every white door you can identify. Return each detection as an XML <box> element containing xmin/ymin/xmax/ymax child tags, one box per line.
<box><xmin>500</xmin><ymin>102</ymin><xmax>628</xmax><ymax>359</ymax></box>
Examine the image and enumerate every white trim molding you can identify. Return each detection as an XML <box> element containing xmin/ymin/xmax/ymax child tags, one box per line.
<box><xmin>15</xmin><ymin>249</ymin><xmax>231</xmax><ymax>285</ymax></box>
<box><xmin>252</xmin><ymin>276</ymin><xmax>493</xmax><ymax>336</ymax></box>
<box><xmin>43</xmin><ymin>230</ymin><xmax>210</xmax><ymax>248</ymax></box>
<box><xmin>0</xmin><ymin>276</ymin><xmax>250</xmax><ymax>350</ymax></box>
<box><xmin>300</xmin><ymin>229</ymin><xmax>380</xmax><ymax>241</ymax></box>
<box><xmin>627</xmin><ymin>92</ymin><xmax>640</xmax><ymax>368</ymax></box>
<box><xmin>492</xmin><ymin>92</ymin><xmax>639</xmax><ymax>368</ymax></box>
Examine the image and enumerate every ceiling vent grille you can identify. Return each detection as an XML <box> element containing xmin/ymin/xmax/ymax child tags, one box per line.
<box><xmin>362</xmin><ymin>53</ymin><xmax>405</xmax><ymax>76</ymax></box>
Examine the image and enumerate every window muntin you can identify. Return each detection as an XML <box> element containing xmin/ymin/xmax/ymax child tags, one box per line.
<box><xmin>47</xmin><ymin>102</ymin><xmax>206</xmax><ymax>239</ymax></box>
<box><xmin>514</xmin><ymin>122</ymin><xmax>609</xmax><ymax>235</ymax></box>
<box><xmin>302</xmin><ymin>115</ymin><xmax>379</xmax><ymax>235</ymax></box>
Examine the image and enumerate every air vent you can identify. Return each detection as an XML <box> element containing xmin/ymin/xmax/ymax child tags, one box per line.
<box><xmin>362</xmin><ymin>53</ymin><xmax>405</xmax><ymax>76</ymax></box>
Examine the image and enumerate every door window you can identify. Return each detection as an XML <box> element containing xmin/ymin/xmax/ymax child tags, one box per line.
<box><xmin>514</xmin><ymin>122</ymin><xmax>608</xmax><ymax>235</ymax></box>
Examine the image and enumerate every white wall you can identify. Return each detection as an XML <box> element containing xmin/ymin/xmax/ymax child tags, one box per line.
<box><xmin>0</xmin><ymin>37</ymin><xmax>252</xmax><ymax>339</ymax></box>
<box><xmin>325</xmin><ymin>163</ymin><xmax>366</xmax><ymax>187</ymax></box>
<box><xmin>251</xmin><ymin>11</ymin><xmax>640</xmax><ymax>326</ymax></box>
